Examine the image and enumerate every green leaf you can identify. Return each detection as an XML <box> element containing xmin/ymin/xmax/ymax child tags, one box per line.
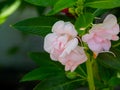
<box><xmin>21</xmin><ymin>67</ymin><xmax>63</xmax><ymax>82</ymax></box>
<box><xmin>29</xmin><ymin>52</ymin><xmax>64</xmax><ymax>69</ymax></box>
<box><xmin>25</xmin><ymin>0</ymin><xmax>58</xmax><ymax>7</ymax></box>
<box><xmin>48</xmin><ymin>0</ymin><xmax>77</xmax><ymax>15</ymax></box>
<box><xmin>98</xmin><ymin>63</ymin><xmax>114</xmax><ymax>83</ymax></box>
<box><xmin>85</xmin><ymin>0</ymin><xmax>120</xmax><ymax>9</ymax></box>
<box><xmin>29</xmin><ymin>52</ymin><xmax>51</xmax><ymax>66</ymax></box>
<box><xmin>75</xmin><ymin>13</ymin><xmax>94</xmax><ymax>35</ymax></box>
<box><xmin>34</xmin><ymin>75</ymin><xmax>81</xmax><ymax>90</ymax></box>
<box><xmin>12</xmin><ymin>16</ymin><xmax>58</xmax><ymax>37</ymax></box>
<box><xmin>97</xmin><ymin>48</ymin><xmax>120</xmax><ymax>71</ymax></box>
<box><xmin>0</xmin><ymin>0</ymin><xmax>21</xmax><ymax>24</ymax></box>
<box><xmin>112</xmin><ymin>39</ymin><xmax>120</xmax><ymax>49</ymax></box>
<box><xmin>93</xmin><ymin>9</ymin><xmax>110</xmax><ymax>17</ymax></box>
<box><xmin>108</xmin><ymin>77</ymin><xmax>120</xmax><ymax>86</ymax></box>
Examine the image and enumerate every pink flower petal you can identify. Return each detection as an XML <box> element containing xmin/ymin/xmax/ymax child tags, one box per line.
<box><xmin>102</xmin><ymin>40</ymin><xmax>111</xmax><ymax>51</ymax></box>
<box><xmin>52</xmin><ymin>20</ymin><xmax>64</xmax><ymax>33</ymax></box>
<box><xmin>52</xmin><ymin>20</ymin><xmax>77</xmax><ymax>37</ymax></box>
<box><xmin>87</xmin><ymin>39</ymin><xmax>102</xmax><ymax>53</ymax></box>
<box><xmin>63</xmin><ymin>22</ymin><xmax>77</xmax><ymax>37</ymax></box>
<box><xmin>103</xmin><ymin>14</ymin><xmax>117</xmax><ymax>29</ymax></box>
<box><xmin>60</xmin><ymin>46</ymin><xmax>87</xmax><ymax>72</ymax></box>
<box><xmin>82</xmin><ymin>33</ymin><xmax>94</xmax><ymax>42</ymax></box>
<box><xmin>82</xmin><ymin>14</ymin><xmax>119</xmax><ymax>55</ymax></box>
<box><xmin>60</xmin><ymin>38</ymin><xmax>78</xmax><ymax>57</ymax></box>
<box><xmin>44</xmin><ymin>33</ymin><xmax>57</xmax><ymax>53</ymax></box>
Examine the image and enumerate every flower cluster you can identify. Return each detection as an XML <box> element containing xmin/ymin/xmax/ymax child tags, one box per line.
<box><xmin>82</xmin><ymin>14</ymin><xmax>119</xmax><ymax>56</ymax></box>
<box><xmin>44</xmin><ymin>21</ymin><xmax>87</xmax><ymax>72</ymax></box>
<box><xmin>44</xmin><ymin>14</ymin><xmax>119</xmax><ymax>72</ymax></box>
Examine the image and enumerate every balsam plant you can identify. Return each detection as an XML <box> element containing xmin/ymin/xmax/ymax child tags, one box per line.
<box><xmin>2</xmin><ymin>0</ymin><xmax>120</xmax><ymax>90</ymax></box>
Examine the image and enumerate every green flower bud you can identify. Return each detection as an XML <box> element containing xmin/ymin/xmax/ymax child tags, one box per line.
<box><xmin>66</xmin><ymin>71</ymin><xmax>78</xmax><ymax>79</ymax></box>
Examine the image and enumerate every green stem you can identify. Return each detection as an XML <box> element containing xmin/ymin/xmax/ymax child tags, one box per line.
<box><xmin>86</xmin><ymin>55</ymin><xmax>95</xmax><ymax>90</ymax></box>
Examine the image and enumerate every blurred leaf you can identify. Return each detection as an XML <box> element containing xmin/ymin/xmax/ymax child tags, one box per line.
<box><xmin>93</xmin><ymin>9</ymin><xmax>110</xmax><ymax>17</ymax></box>
<box><xmin>0</xmin><ymin>0</ymin><xmax>21</xmax><ymax>24</ymax></box>
<box><xmin>75</xmin><ymin>13</ymin><xmax>94</xmax><ymax>35</ymax></box>
<box><xmin>102</xmin><ymin>88</ymin><xmax>111</xmax><ymax>90</ymax></box>
<box><xmin>36</xmin><ymin>6</ymin><xmax>46</xmax><ymax>16</ymax></box>
<box><xmin>21</xmin><ymin>67</ymin><xmax>63</xmax><ymax>82</ymax></box>
<box><xmin>29</xmin><ymin>52</ymin><xmax>51</xmax><ymax>66</ymax></box>
<box><xmin>99</xmin><ymin>66</ymin><xmax>112</xmax><ymax>82</ymax></box>
<box><xmin>12</xmin><ymin>16</ymin><xmax>59</xmax><ymax>37</ymax></box>
<box><xmin>25</xmin><ymin>0</ymin><xmax>58</xmax><ymax>7</ymax></box>
<box><xmin>97</xmin><ymin>48</ymin><xmax>120</xmax><ymax>71</ymax></box>
<box><xmin>0</xmin><ymin>17</ymin><xmax>6</xmax><ymax>24</ymax></box>
<box><xmin>34</xmin><ymin>75</ymin><xmax>81</xmax><ymax>90</ymax></box>
<box><xmin>29</xmin><ymin>52</ymin><xmax>63</xmax><ymax>69</ymax></box>
<box><xmin>85</xmin><ymin>0</ymin><xmax>120</xmax><ymax>9</ymax></box>
<box><xmin>112</xmin><ymin>39</ymin><xmax>120</xmax><ymax>49</ymax></box>
<box><xmin>97</xmin><ymin>62</ymin><xmax>115</xmax><ymax>88</ymax></box>
<box><xmin>0</xmin><ymin>1</ymin><xmax>9</xmax><ymax>10</ymax></box>
<box><xmin>0</xmin><ymin>0</ymin><xmax>21</xmax><ymax>18</ymax></box>
<box><xmin>108</xmin><ymin>77</ymin><xmax>120</xmax><ymax>86</ymax></box>
<box><xmin>48</xmin><ymin>0</ymin><xmax>77</xmax><ymax>15</ymax></box>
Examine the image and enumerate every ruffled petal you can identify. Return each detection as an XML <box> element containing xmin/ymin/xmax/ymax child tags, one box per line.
<box><xmin>82</xmin><ymin>33</ymin><xmax>94</xmax><ymax>42</ymax></box>
<box><xmin>62</xmin><ymin>46</ymin><xmax>87</xmax><ymax>72</ymax></box>
<box><xmin>52</xmin><ymin>20</ymin><xmax>64</xmax><ymax>33</ymax></box>
<box><xmin>103</xmin><ymin>14</ymin><xmax>117</xmax><ymax>29</ymax></box>
<box><xmin>63</xmin><ymin>22</ymin><xmax>77</xmax><ymax>37</ymax></box>
<box><xmin>60</xmin><ymin>38</ymin><xmax>78</xmax><ymax>57</ymax></box>
<box><xmin>102</xmin><ymin>40</ymin><xmax>111</xmax><ymax>51</ymax></box>
<box><xmin>52</xmin><ymin>20</ymin><xmax>77</xmax><ymax>37</ymax></box>
<box><xmin>87</xmin><ymin>39</ymin><xmax>102</xmax><ymax>53</ymax></box>
<box><xmin>44</xmin><ymin>33</ymin><xmax>57</xmax><ymax>53</ymax></box>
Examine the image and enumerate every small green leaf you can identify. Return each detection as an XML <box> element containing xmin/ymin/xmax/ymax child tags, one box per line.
<box><xmin>12</xmin><ymin>16</ymin><xmax>58</xmax><ymax>37</ymax></box>
<box><xmin>108</xmin><ymin>77</ymin><xmax>120</xmax><ymax>86</ymax></box>
<box><xmin>21</xmin><ymin>67</ymin><xmax>63</xmax><ymax>82</ymax></box>
<box><xmin>75</xmin><ymin>13</ymin><xmax>94</xmax><ymax>35</ymax></box>
<box><xmin>85</xmin><ymin>0</ymin><xmax>120</xmax><ymax>9</ymax></box>
<box><xmin>25</xmin><ymin>0</ymin><xmax>58</xmax><ymax>7</ymax></box>
<box><xmin>48</xmin><ymin>0</ymin><xmax>77</xmax><ymax>15</ymax></box>
<box><xmin>34</xmin><ymin>75</ymin><xmax>81</xmax><ymax>90</ymax></box>
<box><xmin>97</xmin><ymin>48</ymin><xmax>120</xmax><ymax>71</ymax></box>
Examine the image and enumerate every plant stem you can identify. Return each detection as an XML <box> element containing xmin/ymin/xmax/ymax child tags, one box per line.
<box><xmin>86</xmin><ymin>55</ymin><xmax>95</xmax><ymax>90</ymax></box>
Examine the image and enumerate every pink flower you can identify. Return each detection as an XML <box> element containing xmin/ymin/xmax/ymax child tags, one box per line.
<box><xmin>82</xmin><ymin>14</ymin><xmax>119</xmax><ymax>56</ymax></box>
<box><xmin>44</xmin><ymin>20</ymin><xmax>87</xmax><ymax>71</ymax></box>
<box><xmin>59</xmin><ymin>46</ymin><xmax>87</xmax><ymax>72</ymax></box>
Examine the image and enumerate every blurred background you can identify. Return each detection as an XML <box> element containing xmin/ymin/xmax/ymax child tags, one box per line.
<box><xmin>0</xmin><ymin>0</ymin><xmax>44</xmax><ymax>89</ymax></box>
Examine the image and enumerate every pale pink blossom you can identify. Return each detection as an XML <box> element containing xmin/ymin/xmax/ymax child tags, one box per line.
<box><xmin>59</xmin><ymin>46</ymin><xmax>87</xmax><ymax>72</ymax></box>
<box><xmin>82</xmin><ymin>14</ymin><xmax>119</xmax><ymax>56</ymax></box>
<box><xmin>44</xmin><ymin>20</ymin><xmax>87</xmax><ymax>71</ymax></box>
<box><xmin>52</xmin><ymin>20</ymin><xmax>77</xmax><ymax>37</ymax></box>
